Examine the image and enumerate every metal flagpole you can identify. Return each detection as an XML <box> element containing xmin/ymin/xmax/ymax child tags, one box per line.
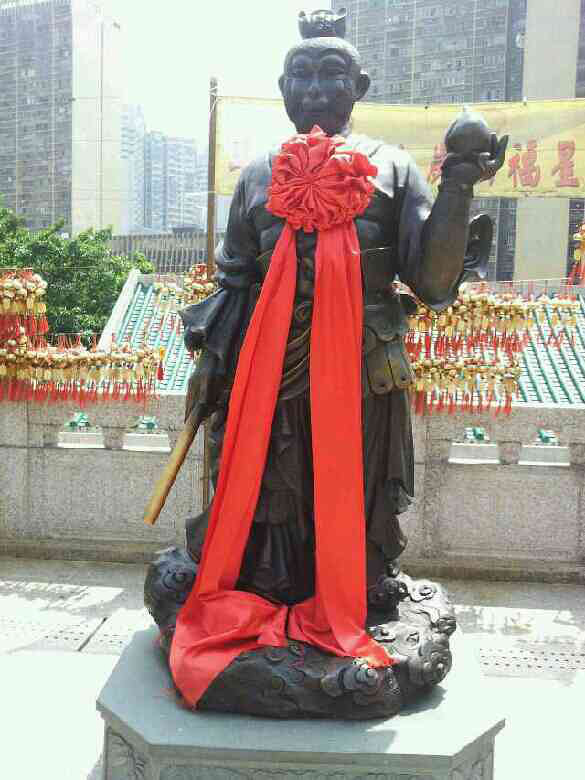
<box><xmin>202</xmin><ymin>77</ymin><xmax>218</xmax><ymax>507</ymax></box>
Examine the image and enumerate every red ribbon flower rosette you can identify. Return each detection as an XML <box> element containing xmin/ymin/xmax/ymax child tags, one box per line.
<box><xmin>267</xmin><ymin>126</ymin><xmax>377</xmax><ymax>231</ymax></box>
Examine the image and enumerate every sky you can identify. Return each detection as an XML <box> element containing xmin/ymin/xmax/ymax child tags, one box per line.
<box><xmin>101</xmin><ymin>0</ymin><xmax>333</xmax><ymax>143</ymax></box>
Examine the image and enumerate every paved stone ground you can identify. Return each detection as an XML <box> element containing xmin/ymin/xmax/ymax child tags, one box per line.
<box><xmin>1</xmin><ymin>557</ymin><xmax>584</xmax><ymax>779</ymax></box>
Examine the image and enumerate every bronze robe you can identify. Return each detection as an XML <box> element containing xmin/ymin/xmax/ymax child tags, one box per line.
<box><xmin>182</xmin><ymin>136</ymin><xmax>478</xmax><ymax>605</ymax></box>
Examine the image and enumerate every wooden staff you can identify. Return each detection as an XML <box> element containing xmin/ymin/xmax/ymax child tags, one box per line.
<box><xmin>143</xmin><ymin>403</ymin><xmax>207</xmax><ymax>526</ymax></box>
<box><xmin>202</xmin><ymin>76</ymin><xmax>219</xmax><ymax>507</ymax></box>
<box><xmin>144</xmin><ymin>77</ymin><xmax>219</xmax><ymax>526</ymax></box>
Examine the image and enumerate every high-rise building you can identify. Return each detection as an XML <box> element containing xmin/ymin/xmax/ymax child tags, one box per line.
<box><xmin>143</xmin><ymin>131</ymin><xmax>199</xmax><ymax>233</ymax></box>
<box><xmin>177</xmin><ymin>190</ymin><xmax>200</xmax><ymax>229</ymax></box>
<box><xmin>144</xmin><ymin>131</ymin><xmax>165</xmax><ymax>232</ymax></box>
<box><xmin>188</xmin><ymin>144</ymin><xmax>230</xmax><ymax>234</ymax></box>
<box><xmin>0</xmin><ymin>0</ymin><xmax>122</xmax><ymax>234</ymax></box>
<box><xmin>569</xmin><ymin>2</ymin><xmax>585</xmax><ymax>275</ymax></box>
<box><xmin>121</xmin><ymin>104</ymin><xmax>146</xmax><ymax>234</ymax></box>
<box><xmin>336</xmin><ymin>0</ymin><xmax>585</xmax><ymax>281</ymax></box>
<box><xmin>340</xmin><ymin>0</ymin><xmax>525</xmax><ymax>105</ymax></box>
<box><xmin>165</xmin><ymin>136</ymin><xmax>197</xmax><ymax>229</ymax></box>
<box><xmin>514</xmin><ymin>0</ymin><xmax>582</xmax><ymax>280</ymax></box>
<box><xmin>334</xmin><ymin>0</ymin><xmax>527</xmax><ymax>280</ymax></box>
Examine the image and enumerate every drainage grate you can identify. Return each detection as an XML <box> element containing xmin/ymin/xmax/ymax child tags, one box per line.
<box><xmin>0</xmin><ymin>617</ymin><xmax>103</xmax><ymax>653</ymax></box>
<box><xmin>479</xmin><ymin>642</ymin><xmax>585</xmax><ymax>679</ymax></box>
<box><xmin>0</xmin><ymin>615</ymin><xmax>150</xmax><ymax>656</ymax></box>
<box><xmin>81</xmin><ymin>627</ymin><xmax>135</xmax><ymax>655</ymax></box>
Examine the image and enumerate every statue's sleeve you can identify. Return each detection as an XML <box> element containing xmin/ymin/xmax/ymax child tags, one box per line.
<box><xmin>395</xmin><ymin>157</ymin><xmax>481</xmax><ymax>311</ymax></box>
<box><xmin>180</xmin><ymin>173</ymin><xmax>260</xmax><ymax>378</ymax></box>
<box><xmin>394</xmin><ymin>160</ymin><xmax>434</xmax><ymax>294</ymax></box>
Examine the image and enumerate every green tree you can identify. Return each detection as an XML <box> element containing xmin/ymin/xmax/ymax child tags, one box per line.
<box><xmin>0</xmin><ymin>207</ymin><xmax>153</xmax><ymax>337</ymax></box>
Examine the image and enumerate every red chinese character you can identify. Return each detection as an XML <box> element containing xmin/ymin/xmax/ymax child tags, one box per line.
<box><xmin>507</xmin><ymin>144</ymin><xmax>521</xmax><ymax>186</ymax></box>
<box><xmin>551</xmin><ymin>140</ymin><xmax>580</xmax><ymax>187</ymax></box>
<box><xmin>427</xmin><ymin>143</ymin><xmax>447</xmax><ymax>184</ymax></box>
<box><xmin>508</xmin><ymin>140</ymin><xmax>541</xmax><ymax>188</ymax></box>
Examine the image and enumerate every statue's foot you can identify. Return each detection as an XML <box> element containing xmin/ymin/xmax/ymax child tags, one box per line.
<box><xmin>393</xmin><ymin>572</ymin><xmax>458</xmax><ymax>639</ymax></box>
<box><xmin>144</xmin><ymin>548</ymin><xmax>457</xmax><ymax>719</ymax></box>
<box><xmin>386</xmin><ymin>558</ymin><xmax>401</xmax><ymax>578</ymax></box>
<box><xmin>144</xmin><ymin>547</ymin><xmax>198</xmax><ymax>651</ymax></box>
<box><xmin>366</xmin><ymin>573</ymin><xmax>408</xmax><ymax>624</ymax></box>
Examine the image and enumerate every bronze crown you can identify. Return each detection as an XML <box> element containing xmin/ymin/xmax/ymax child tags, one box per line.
<box><xmin>298</xmin><ymin>8</ymin><xmax>347</xmax><ymax>40</ymax></box>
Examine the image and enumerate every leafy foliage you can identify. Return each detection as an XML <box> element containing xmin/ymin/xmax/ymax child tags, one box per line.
<box><xmin>0</xmin><ymin>207</ymin><xmax>153</xmax><ymax>336</ymax></box>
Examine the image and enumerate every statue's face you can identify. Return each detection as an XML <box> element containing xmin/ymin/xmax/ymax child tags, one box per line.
<box><xmin>279</xmin><ymin>44</ymin><xmax>369</xmax><ymax>136</ymax></box>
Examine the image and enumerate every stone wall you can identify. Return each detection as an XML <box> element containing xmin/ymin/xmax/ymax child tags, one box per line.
<box><xmin>402</xmin><ymin>406</ymin><xmax>585</xmax><ymax>583</ymax></box>
<box><xmin>1</xmin><ymin>398</ymin><xmax>584</xmax><ymax>582</ymax></box>
<box><xmin>0</xmin><ymin>397</ymin><xmax>203</xmax><ymax>563</ymax></box>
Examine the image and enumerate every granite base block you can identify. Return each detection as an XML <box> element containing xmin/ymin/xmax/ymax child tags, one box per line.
<box><xmin>97</xmin><ymin>629</ymin><xmax>505</xmax><ymax>780</ymax></box>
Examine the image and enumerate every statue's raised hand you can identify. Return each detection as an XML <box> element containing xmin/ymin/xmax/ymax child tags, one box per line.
<box><xmin>442</xmin><ymin>108</ymin><xmax>508</xmax><ymax>186</ymax></box>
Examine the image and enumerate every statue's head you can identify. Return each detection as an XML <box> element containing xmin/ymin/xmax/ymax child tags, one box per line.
<box><xmin>279</xmin><ymin>9</ymin><xmax>370</xmax><ymax>137</ymax></box>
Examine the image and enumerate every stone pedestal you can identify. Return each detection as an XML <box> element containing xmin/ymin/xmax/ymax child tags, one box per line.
<box><xmin>122</xmin><ymin>432</ymin><xmax>171</xmax><ymax>452</ymax></box>
<box><xmin>449</xmin><ymin>442</ymin><xmax>500</xmax><ymax>465</ymax></box>
<box><xmin>518</xmin><ymin>444</ymin><xmax>570</xmax><ymax>467</ymax></box>
<box><xmin>57</xmin><ymin>430</ymin><xmax>105</xmax><ymax>448</ymax></box>
<box><xmin>97</xmin><ymin>628</ymin><xmax>505</xmax><ymax>779</ymax></box>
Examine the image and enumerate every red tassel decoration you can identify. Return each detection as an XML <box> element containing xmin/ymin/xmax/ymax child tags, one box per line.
<box><xmin>427</xmin><ymin>392</ymin><xmax>434</xmax><ymax>416</ymax></box>
<box><xmin>413</xmin><ymin>390</ymin><xmax>423</xmax><ymax>415</ymax></box>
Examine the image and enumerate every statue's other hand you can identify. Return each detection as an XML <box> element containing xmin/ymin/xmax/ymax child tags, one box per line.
<box><xmin>442</xmin><ymin>133</ymin><xmax>509</xmax><ymax>185</ymax></box>
<box><xmin>184</xmin><ymin>350</ymin><xmax>222</xmax><ymax>423</ymax></box>
<box><xmin>442</xmin><ymin>108</ymin><xmax>509</xmax><ymax>185</ymax></box>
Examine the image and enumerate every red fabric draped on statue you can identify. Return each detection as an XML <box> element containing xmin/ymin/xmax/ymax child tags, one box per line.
<box><xmin>170</xmin><ymin>127</ymin><xmax>394</xmax><ymax>707</ymax></box>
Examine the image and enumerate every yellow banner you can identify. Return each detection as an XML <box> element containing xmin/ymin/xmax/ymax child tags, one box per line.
<box><xmin>216</xmin><ymin>97</ymin><xmax>585</xmax><ymax>199</ymax></box>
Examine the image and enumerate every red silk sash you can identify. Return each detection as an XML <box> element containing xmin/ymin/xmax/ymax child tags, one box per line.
<box><xmin>170</xmin><ymin>128</ymin><xmax>393</xmax><ymax>707</ymax></box>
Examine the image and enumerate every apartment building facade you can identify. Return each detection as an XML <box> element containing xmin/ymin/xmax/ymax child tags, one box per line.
<box><xmin>165</xmin><ymin>136</ymin><xmax>197</xmax><ymax>229</ymax></box>
<box><xmin>335</xmin><ymin>0</ymin><xmax>585</xmax><ymax>281</ymax></box>
<box><xmin>142</xmin><ymin>131</ymin><xmax>199</xmax><ymax>233</ymax></box>
<box><xmin>0</xmin><ymin>0</ymin><xmax>122</xmax><ymax>234</ymax></box>
<box><xmin>121</xmin><ymin>103</ymin><xmax>146</xmax><ymax>234</ymax></box>
<box><xmin>334</xmin><ymin>0</ymin><xmax>526</xmax><ymax>280</ymax></box>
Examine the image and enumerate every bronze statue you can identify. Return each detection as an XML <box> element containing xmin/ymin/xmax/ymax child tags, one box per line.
<box><xmin>145</xmin><ymin>9</ymin><xmax>507</xmax><ymax>719</ymax></box>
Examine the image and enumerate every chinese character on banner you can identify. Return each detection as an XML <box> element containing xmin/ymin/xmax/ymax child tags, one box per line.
<box><xmin>427</xmin><ymin>143</ymin><xmax>447</xmax><ymax>184</ymax></box>
<box><xmin>551</xmin><ymin>140</ymin><xmax>580</xmax><ymax>187</ymax></box>
<box><xmin>508</xmin><ymin>140</ymin><xmax>541</xmax><ymax>188</ymax></box>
